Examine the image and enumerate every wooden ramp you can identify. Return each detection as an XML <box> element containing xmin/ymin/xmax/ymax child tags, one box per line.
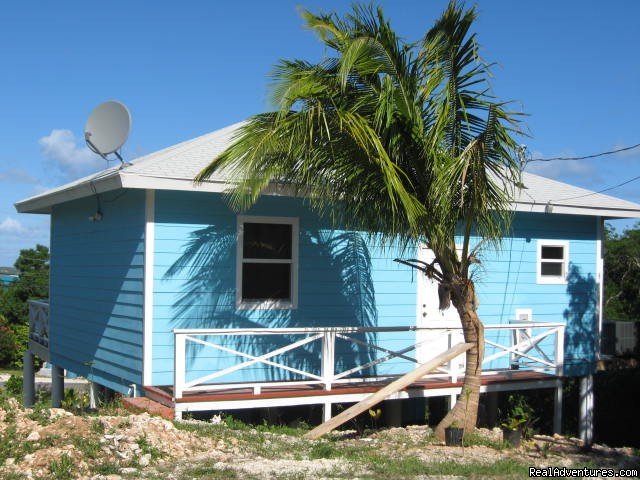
<box><xmin>305</xmin><ymin>342</ymin><xmax>474</xmax><ymax>440</ymax></box>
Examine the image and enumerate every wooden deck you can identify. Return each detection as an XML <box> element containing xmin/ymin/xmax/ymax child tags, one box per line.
<box><xmin>143</xmin><ymin>370</ymin><xmax>559</xmax><ymax>419</ymax></box>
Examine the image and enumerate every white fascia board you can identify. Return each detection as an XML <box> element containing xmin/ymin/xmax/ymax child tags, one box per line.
<box><xmin>15</xmin><ymin>173</ymin><xmax>123</xmax><ymax>214</ymax></box>
<box><xmin>119</xmin><ymin>174</ymin><xmax>303</xmax><ymax>197</ymax></box>
<box><xmin>512</xmin><ymin>202</ymin><xmax>640</xmax><ymax>218</ymax></box>
<box><xmin>119</xmin><ymin>174</ymin><xmax>231</xmax><ymax>193</ymax></box>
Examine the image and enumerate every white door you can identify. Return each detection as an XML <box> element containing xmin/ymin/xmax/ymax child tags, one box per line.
<box><xmin>415</xmin><ymin>244</ymin><xmax>465</xmax><ymax>372</ymax></box>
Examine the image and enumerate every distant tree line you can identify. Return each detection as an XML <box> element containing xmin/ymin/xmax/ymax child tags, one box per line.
<box><xmin>604</xmin><ymin>223</ymin><xmax>640</xmax><ymax>321</ymax></box>
<box><xmin>0</xmin><ymin>244</ymin><xmax>49</xmax><ymax>367</ymax></box>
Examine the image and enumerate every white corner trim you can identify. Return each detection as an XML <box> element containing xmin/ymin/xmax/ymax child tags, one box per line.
<box><xmin>236</xmin><ymin>215</ymin><xmax>299</xmax><ymax>310</ymax></box>
<box><xmin>595</xmin><ymin>217</ymin><xmax>605</xmax><ymax>355</ymax></box>
<box><xmin>536</xmin><ymin>239</ymin><xmax>570</xmax><ymax>285</ymax></box>
<box><xmin>143</xmin><ymin>189</ymin><xmax>155</xmax><ymax>386</ymax></box>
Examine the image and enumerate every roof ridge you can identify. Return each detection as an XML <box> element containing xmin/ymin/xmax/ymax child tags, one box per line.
<box><xmin>124</xmin><ymin>120</ymin><xmax>245</xmax><ymax>173</ymax></box>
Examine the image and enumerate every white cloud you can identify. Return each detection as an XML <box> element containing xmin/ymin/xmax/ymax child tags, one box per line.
<box><xmin>39</xmin><ymin>129</ymin><xmax>105</xmax><ymax>179</ymax></box>
<box><xmin>0</xmin><ymin>217</ymin><xmax>27</xmax><ymax>235</ymax></box>
<box><xmin>0</xmin><ymin>168</ymin><xmax>38</xmax><ymax>184</ymax></box>
<box><xmin>0</xmin><ymin>217</ymin><xmax>50</xmax><ymax>266</ymax></box>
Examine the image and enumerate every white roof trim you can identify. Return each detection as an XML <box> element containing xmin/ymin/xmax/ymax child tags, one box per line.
<box><xmin>15</xmin><ymin>121</ymin><xmax>640</xmax><ymax>219</ymax></box>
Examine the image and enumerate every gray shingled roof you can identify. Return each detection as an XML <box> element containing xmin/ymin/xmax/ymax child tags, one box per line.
<box><xmin>15</xmin><ymin>121</ymin><xmax>640</xmax><ymax>218</ymax></box>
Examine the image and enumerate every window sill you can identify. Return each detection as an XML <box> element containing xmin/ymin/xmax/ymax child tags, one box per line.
<box><xmin>536</xmin><ymin>276</ymin><xmax>568</xmax><ymax>285</ymax></box>
<box><xmin>236</xmin><ymin>299</ymin><xmax>297</xmax><ymax>310</ymax></box>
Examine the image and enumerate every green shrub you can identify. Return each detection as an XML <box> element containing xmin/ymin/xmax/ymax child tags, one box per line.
<box><xmin>0</xmin><ymin>324</ymin><xmax>18</xmax><ymax>367</ymax></box>
<box><xmin>5</xmin><ymin>374</ymin><xmax>22</xmax><ymax>397</ymax></box>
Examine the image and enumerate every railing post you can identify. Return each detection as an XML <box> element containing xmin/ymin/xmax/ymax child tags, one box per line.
<box><xmin>553</xmin><ymin>326</ymin><xmax>565</xmax><ymax>435</ymax></box>
<box><xmin>174</xmin><ymin>334</ymin><xmax>186</xmax><ymax>399</ymax></box>
<box><xmin>321</xmin><ymin>330</ymin><xmax>335</xmax><ymax>391</ymax></box>
<box><xmin>555</xmin><ymin>326</ymin><xmax>565</xmax><ymax>378</ymax></box>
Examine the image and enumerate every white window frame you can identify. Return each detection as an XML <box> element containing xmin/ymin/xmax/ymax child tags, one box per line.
<box><xmin>236</xmin><ymin>215</ymin><xmax>299</xmax><ymax>310</ymax></box>
<box><xmin>536</xmin><ymin>240</ymin><xmax>569</xmax><ymax>284</ymax></box>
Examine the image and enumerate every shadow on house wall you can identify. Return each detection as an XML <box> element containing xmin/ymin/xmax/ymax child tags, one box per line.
<box><xmin>563</xmin><ymin>263</ymin><xmax>597</xmax><ymax>376</ymax></box>
<box><xmin>163</xmin><ymin>224</ymin><xmax>379</xmax><ymax>382</ymax></box>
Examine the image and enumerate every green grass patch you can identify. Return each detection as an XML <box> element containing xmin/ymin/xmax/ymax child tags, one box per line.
<box><xmin>71</xmin><ymin>435</ymin><xmax>101</xmax><ymax>459</ymax></box>
<box><xmin>26</xmin><ymin>401</ymin><xmax>51</xmax><ymax>426</ymax></box>
<box><xmin>463</xmin><ymin>430</ymin><xmax>509</xmax><ymax>449</ymax></box>
<box><xmin>1</xmin><ymin>473</ymin><xmax>27</xmax><ymax>480</ymax></box>
<box><xmin>423</xmin><ymin>458</ymin><xmax>529</xmax><ymax>477</ymax></box>
<box><xmin>0</xmin><ymin>425</ymin><xmax>35</xmax><ymax>464</ymax></box>
<box><xmin>48</xmin><ymin>453</ymin><xmax>74</xmax><ymax>480</ymax></box>
<box><xmin>137</xmin><ymin>434</ymin><xmax>164</xmax><ymax>459</ymax></box>
<box><xmin>91</xmin><ymin>461</ymin><xmax>121</xmax><ymax>475</ymax></box>
<box><xmin>178</xmin><ymin>462</ymin><xmax>253</xmax><ymax>479</ymax></box>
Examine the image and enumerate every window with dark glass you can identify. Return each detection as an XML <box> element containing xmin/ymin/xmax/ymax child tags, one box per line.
<box><xmin>539</xmin><ymin>243</ymin><xmax>566</xmax><ymax>280</ymax></box>
<box><xmin>241</xmin><ymin>222</ymin><xmax>293</xmax><ymax>302</ymax></box>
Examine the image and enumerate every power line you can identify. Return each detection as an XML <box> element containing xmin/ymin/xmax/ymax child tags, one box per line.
<box><xmin>528</xmin><ymin>143</ymin><xmax>640</xmax><ymax>163</ymax></box>
<box><xmin>553</xmin><ymin>173</ymin><xmax>640</xmax><ymax>202</ymax></box>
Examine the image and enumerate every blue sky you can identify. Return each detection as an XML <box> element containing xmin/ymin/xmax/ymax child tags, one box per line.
<box><xmin>1</xmin><ymin>0</ymin><xmax>639</xmax><ymax>266</ymax></box>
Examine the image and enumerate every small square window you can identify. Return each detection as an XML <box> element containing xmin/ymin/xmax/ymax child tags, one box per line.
<box><xmin>537</xmin><ymin>240</ymin><xmax>568</xmax><ymax>284</ymax></box>
<box><xmin>237</xmin><ymin>216</ymin><xmax>298</xmax><ymax>309</ymax></box>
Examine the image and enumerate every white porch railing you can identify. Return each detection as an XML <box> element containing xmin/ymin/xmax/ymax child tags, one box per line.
<box><xmin>28</xmin><ymin>299</ymin><xmax>50</xmax><ymax>348</ymax></box>
<box><xmin>173</xmin><ymin>323</ymin><xmax>565</xmax><ymax>400</ymax></box>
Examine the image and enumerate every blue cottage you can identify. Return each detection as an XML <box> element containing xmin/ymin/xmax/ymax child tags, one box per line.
<box><xmin>16</xmin><ymin>122</ymin><xmax>640</xmax><ymax>437</ymax></box>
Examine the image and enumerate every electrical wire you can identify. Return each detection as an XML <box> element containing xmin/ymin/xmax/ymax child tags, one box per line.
<box><xmin>527</xmin><ymin>143</ymin><xmax>640</xmax><ymax>163</ymax></box>
<box><xmin>551</xmin><ymin>173</ymin><xmax>640</xmax><ymax>202</ymax></box>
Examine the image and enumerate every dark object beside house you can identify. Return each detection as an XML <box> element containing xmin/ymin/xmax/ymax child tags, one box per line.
<box><xmin>444</xmin><ymin>426</ymin><xmax>464</xmax><ymax>446</ymax></box>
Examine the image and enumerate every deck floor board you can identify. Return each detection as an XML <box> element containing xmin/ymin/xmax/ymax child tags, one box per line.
<box><xmin>145</xmin><ymin>370</ymin><xmax>557</xmax><ymax>408</ymax></box>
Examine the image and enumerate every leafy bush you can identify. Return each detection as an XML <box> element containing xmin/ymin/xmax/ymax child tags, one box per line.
<box><xmin>5</xmin><ymin>374</ymin><xmax>23</xmax><ymax>397</ymax></box>
<box><xmin>0</xmin><ymin>323</ymin><xmax>17</xmax><ymax>366</ymax></box>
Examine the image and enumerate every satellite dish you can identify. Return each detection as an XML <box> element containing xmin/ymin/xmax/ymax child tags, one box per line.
<box><xmin>84</xmin><ymin>100</ymin><xmax>131</xmax><ymax>166</ymax></box>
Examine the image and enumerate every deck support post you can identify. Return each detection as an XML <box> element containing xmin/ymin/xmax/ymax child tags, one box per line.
<box><xmin>449</xmin><ymin>393</ymin><xmax>457</xmax><ymax>410</ymax></box>
<box><xmin>384</xmin><ymin>399</ymin><xmax>402</xmax><ymax>427</ymax></box>
<box><xmin>22</xmin><ymin>350</ymin><xmax>36</xmax><ymax>407</ymax></box>
<box><xmin>579</xmin><ymin>375</ymin><xmax>594</xmax><ymax>447</ymax></box>
<box><xmin>51</xmin><ymin>365</ymin><xmax>64</xmax><ymax>408</ymax></box>
<box><xmin>485</xmin><ymin>392</ymin><xmax>498</xmax><ymax>427</ymax></box>
<box><xmin>553</xmin><ymin>380</ymin><xmax>563</xmax><ymax>435</ymax></box>
<box><xmin>323</xmin><ymin>401</ymin><xmax>332</xmax><ymax>423</ymax></box>
<box><xmin>89</xmin><ymin>382</ymin><xmax>99</xmax><ymax>409</ymax></box>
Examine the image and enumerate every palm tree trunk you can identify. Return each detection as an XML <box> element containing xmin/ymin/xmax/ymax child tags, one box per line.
<box><xmin>434</xmin><ymin>279</ymin><xmax>484</xmax><ymax>440</ymax></box>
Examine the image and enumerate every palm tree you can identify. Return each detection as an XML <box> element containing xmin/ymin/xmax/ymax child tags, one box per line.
<box><xmin>196</xmin><ymin>1</ymin><xmax>522</xmax><ymax>437</ymax></box>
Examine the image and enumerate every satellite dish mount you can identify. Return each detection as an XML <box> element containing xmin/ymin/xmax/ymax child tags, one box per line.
<box><xmin>84</xmin><ymin>100</ymin><xmax>132</xmax><ymax>168</ymax></box>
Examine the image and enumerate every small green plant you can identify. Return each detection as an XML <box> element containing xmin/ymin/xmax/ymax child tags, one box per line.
<box><xmin>90</xmin><ymin>418</ymin><xmax>105</xmax><ymax>434</ymax></box>
<box><xmin>5</xmin><ymin>374</ymin><xmax>23</xmax><ymax>397</ymax></box>
<box><xmin>71</xmin><ymin>435</ymin><xmax>101</xmax><ymax>459</ymax></box>
<box><xmin>368</xmin><ymin>407</ymin><xmax>382</xmax><ymax>429</ymax></box>
<box><xmin>27</xmin><ymin>401</ymin><xmax>51</xmax><ymax>426</ymax></box>
<box><xmin>49</xmin><ymin>452</ymin><xmax>74</xmax><ymax>479</ymax></box>
<box><xmin>309</xmin><ymin>441</ymin><xmax>340</xmax><ymax>459</ymax></box>
<box><xmin>137</xmin><ymin>434</ymin><xmax>163</xmax><ymax>459</ymax></box>
<box><xmin>61</xmin><ymin>388</ymin><xmax>89</xmax><ymax>413</ymax></box>
<box><xmin>500</xmin><ymin>394</ymin><xmax>536</xmax><ymax>436</ymax></box>
<box><xmin>92</xmin><ymin>462</ymin><xmax>120</xmax><ymax>475</ymax></box>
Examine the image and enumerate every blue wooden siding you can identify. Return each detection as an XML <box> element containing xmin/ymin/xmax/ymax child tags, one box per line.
<box><xmin>152</xmin><ymin>190</ymin><xmax>598</xmax><ymax>386</ymax></box>
<box><xmin>152</xmin><ymin>191</ymin><xmax>416</xmax><ymax>386</ymax></box>
<box><xmin>50</xmin><ymin>189</ymin><xmax>145</xmax><ymax>394</ymax></box>
<box><xmin>469</xmin><ymin>213</ymin><xmax>598</xmax><ymax>376</ymax></box>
